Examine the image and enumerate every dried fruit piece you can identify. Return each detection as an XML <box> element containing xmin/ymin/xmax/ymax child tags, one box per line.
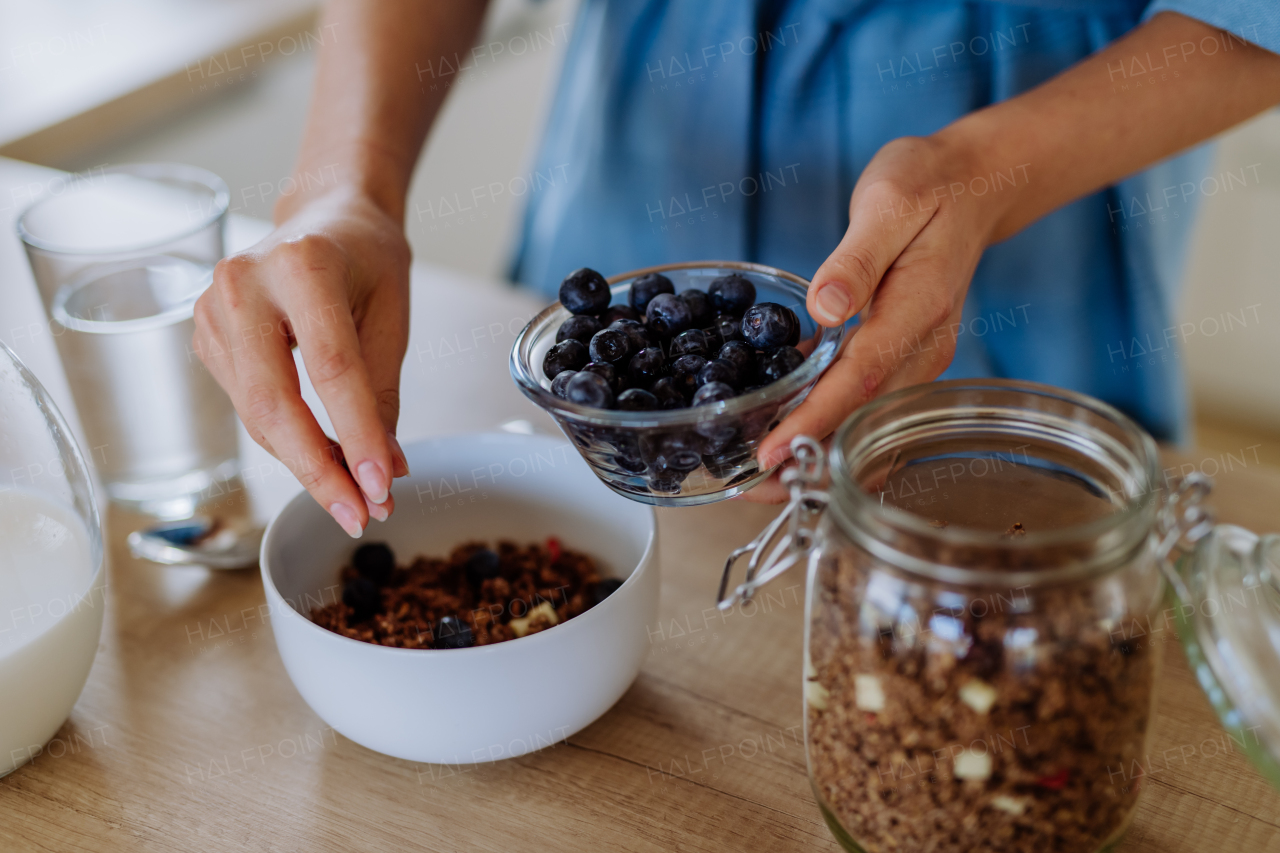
<box><xmin>509</xmin><ymin>601</ymin><xmax>560</xmax><ymax>638</ymax></box>
<box><xmin>1035</xmin><ymin>769</ymin><xmax>1070</xmax><ymax>790</ymax></box>
<box><xmin>959</xmin><ymin>679</ymin><xmax>998</xmax><ymax>715</ymax></box>
<box><xmin>990</xmin><ymin>795</ymin><xmax>1027</xmax><ymax>815</ymax></box>
<box><xmin>855</xmin><ymin>674</ymin><xmax>885</xmax><ymax>712</ymax></box>
<box><xmin>953</xmin><ymin>750</ymin><xmax>992</xmax><ymax>781</ymax></box>
<box><xmin>806</xmin><ymin>680</ymin><xmax>830</xmax><ymax>711</ymax></box>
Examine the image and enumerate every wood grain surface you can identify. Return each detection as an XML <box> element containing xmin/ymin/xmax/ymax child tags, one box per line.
<box><xmin>0</xmin><ymin>448</ymin><xmax>1277</xmax><ymax>853</ymax></box>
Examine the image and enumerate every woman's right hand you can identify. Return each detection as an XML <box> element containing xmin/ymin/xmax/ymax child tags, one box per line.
<box><xmin>192</xmin><ymin>187</ymin><xmax>411</xmax><ymax>538</ymax></box>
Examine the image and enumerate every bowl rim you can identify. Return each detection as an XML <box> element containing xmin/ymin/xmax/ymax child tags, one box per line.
<box><xmin>509</xmin><ymin>260</ymin><xmax>847</xmax><ymax>427</ymax></box>
<box><xmin>258</xmin><ymin>432</ymin><xmax>659</xmax><ymax>658</ymax></box>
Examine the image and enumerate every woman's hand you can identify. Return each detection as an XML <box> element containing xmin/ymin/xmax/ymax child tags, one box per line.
<box><xmin>746</xmin><ymin>134</ymin><xmax>1011</xmax><ymax>502</ymax></box>
<box><xmin>747</xmin><ymin>10</ymin><xmax>1280</xmax><ymax>504</ymax></box>
<box><xmin>192</xmin><ymin>188</ymin><xmax>411</xmax><ymax>537</ymax></box>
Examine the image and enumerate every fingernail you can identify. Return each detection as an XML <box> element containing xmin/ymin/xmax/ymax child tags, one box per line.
<box><xmin>356</xmin><ymin>460</ymin><xmax>389</xmax><ymax>504</ymax></box>
<box><xmin>814</xmin><ymin>284</ymin><xmax>851</xmax><ymax>324</ymax></box>
<box><xmin>365</xmin><ymin>496</ymin><xmax>389</xmax><ymax>522</ymax></box>
<box><xmin>387</xmin><ymin>431</ymin><xmax>409</xmax><ymax>477</ymax></box>
<box><xmin>329</xmin><ymin>502</ymin><xmax>364</xmax><ymax>539</ymax></box>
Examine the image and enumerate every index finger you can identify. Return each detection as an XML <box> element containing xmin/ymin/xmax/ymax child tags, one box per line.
<box><xmin>272</xmin><ymin>237</ymin><xmax>398</xmax><ymax>508</ymax></box>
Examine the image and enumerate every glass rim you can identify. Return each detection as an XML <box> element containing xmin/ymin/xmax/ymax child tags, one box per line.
<box><xmin>509</xmin><ymin>260</ymin><xmax>847</xmax><ymax>427</ymax></box>
<box><xmin>827</xmin><ymin>378</ymin><xmax>1162</xmax><ymax>587</ymax></box>
<box><xmin>16</xmin><ymin>162</ymin><xmax>231</xmax><ymax>257</ymax></box>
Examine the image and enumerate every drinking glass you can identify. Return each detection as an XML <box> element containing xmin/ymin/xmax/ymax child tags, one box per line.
<box><xmin>0</xmin><ymin>341</ymin><xmax>105</xmax><ymax>777</ymax></box>
<box><xmin>18</xmin><ymin>163</ymin><xmax>238</xmax><ymax>519</ymax></box>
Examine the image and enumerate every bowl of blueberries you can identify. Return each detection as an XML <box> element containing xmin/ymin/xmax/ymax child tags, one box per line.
<box><xmin>511</xmin><ymin>262</ymin><xmax>845</xmax><ymax>504</ymax></box>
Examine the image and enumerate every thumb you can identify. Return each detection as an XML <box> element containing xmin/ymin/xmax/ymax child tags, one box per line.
<box><xmin>807</xmin><ymin>182</ymin><xmax>932</xmax><ymax>327</ymax></box>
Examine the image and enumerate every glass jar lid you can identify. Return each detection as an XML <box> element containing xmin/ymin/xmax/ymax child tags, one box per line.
<box><xmin>1176</xmin><ymin>525</ymin><xmax>1280</xmax><ymax>787</ymax></box>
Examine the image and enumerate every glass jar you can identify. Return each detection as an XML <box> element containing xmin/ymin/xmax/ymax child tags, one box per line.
<box><xmin>722</xmin><ymin>380</ymin><xmax>1173</xmax><ymax>853</ymax></box>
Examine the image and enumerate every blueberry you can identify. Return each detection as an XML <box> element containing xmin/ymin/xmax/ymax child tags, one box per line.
<box><xmin>709</xmin><ymin>273</ymin><xmax>756</xmax><ymax>314</ymax></box>
<box><xmin>669</xmin><ymin>328</ymin><xmax>710</xmax><ymax>358</ymax></box>
<box><xmin>648</xmin><ymin>476</ymin><xmax>687</xmax><ymax>494</ymax></box>
<box><xmin>646</xmin><ymin>470</ymin><xmax>688</xmax><ymax>494</ymax></box>
<box><xmin>679</xmin><ymin>289</ymin><xmax>712</xmax><ymax>327</ymax></box>
<box><xmin>627</xmin><ymin>346</ymin><xmax>667</xmax><ymax>388</ymax></box>
<box><xmin>591</xmin><ymin>578</ymin><xmax>624</xmax><ymax>606</ymax></box>
<box><xmin>612</xmin><ymin>451</ymin><xmax>647</xmax><ymax>473</ymax></box>
<box><xmin>697</xmin><ymin>358</ymin><xmax>740</xmax><ymax>390</ymax></box>
<box><xmin>566</xmin><ymin>371</ymin><xmax>614</xmax><ymax>408</ymax></box>
<box><xmin>559</xmin><ymin>268</ymin><xmax>611</xmax><ymax>315</ymax></box>
<box><xmin>617</xmin><ymin>388</ymin><xmax>659</xmax><ymax>410</ymax></box>
<box><xmin>601</xmin><ymin>304</ymin><xmax>640</xmax><ymax>325</ymax></box>
<box><xmin>694</xmin><ymin>420</ymin><xmax>738</xmax><ymax>455</ymax></box>
<box><xmin>741</xmin><ymin>303</ymin><xmax>800</xmax><ymax>350</ymax></box>
<box><xmin>550</xmin><ymin>370</ymin><xmax>577</xmax><ymax>399</ymax></box>
<box><xmin>784</xmin><ymin>319</ymin><xmax>801</xmax><ymax>347</ymax></box>
<box><xmin>646</xmin><ymin>431</ymin><xmax>703</xmax><ymax>472</ymax></box>
<box><xmin>650</xmin><ymin>377</ymin><xmax>688</xmax><ymax>409</ymax></box>
<box><xmin>760</xmin><ymin>346</ymin><xmax>805</xmax><ymax>384</ymax></box>
<box><xmin>464</xmin><ymin>547</ymin><xmax>501</xmax><ymax>586</ymax></box>
<box><xmin>608</xmin><ymin>318</ymin><xmax>652</xmax><ymax>352</ymax></box>
<box><xmin>710</xmin><ymin>313</ymin><xmax>743</xmax><ymax>343</ymax></box>
<box><xmin>434</xmin><ymin>615</ymin><xmax>474</xmax><ymax>649</ymax></box>
<box><xmin>588</xmin><ymin>329</ymin><xmax>631</xmax><ymax>364</ymax></box>
<box><xmin>718</xmin><ymin>341</ymin><xmax>757</xmax><ymax>383</ymax></box>
<box><xmin>343</xmin><ymin>577</ymin><xmax>382</xmax><ymax>622</ymax></box>
<box><xmin>582</xmin><ymin>362</ymin><xmax>621</xmax><ymax>393</ymax></box>
<box><xmin>670</xmin><ymin>354</ymin><xmax>708</xmax><ymax>396</ymax></box>
<box><xmin>543</xmin><ymin>339</ymin><xmax>588</xmax><ymax>379</ymax></box>
<box><xmin>645</xmin><ymin>293</ymin><xmax>693</xmax><ymax>337</ymax></box>
<box><xmin>692</xmin><ymin>381</ymin><xmax>736</xmax><ymax>406</ymax></box>
<box><xmin>629</xmin><ymin>272</ymin><xmax>675</xmax><ymax>312</ymax></box>
<box><xmin>739</xmin><ymin>400</ymin><xmax>780</xmax><ymax>440</ymax></box>
<box><xmin>702</xmin><ymin>448</ymin><xmax>750</xmax><ymax>480</ymax></box>
<box><xmin>352</xmin><ymin>542</ymin><xmax>395</xmax><ymax>585</ymax></box>
<box><xmin>556</xmin><ymin>314</ymin><xmax>602</xmax><ymax>345</ymax></box>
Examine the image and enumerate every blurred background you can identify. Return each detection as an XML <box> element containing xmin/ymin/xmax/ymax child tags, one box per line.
<box><xmin>2</xmin><ymin>0</ymin><xmax>1277</xmax><ymax>464</ymax></box>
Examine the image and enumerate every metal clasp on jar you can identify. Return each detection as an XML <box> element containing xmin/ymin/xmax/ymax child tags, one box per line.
<box><xmin>716</xmin><ymin>436</ymin><xmax>827</xmax><ymax>610</ymax></box>
<box><xmin>1155</xmin><ymin>472</ymin><xmax>1215</xmax><ymax>603</ymax></box>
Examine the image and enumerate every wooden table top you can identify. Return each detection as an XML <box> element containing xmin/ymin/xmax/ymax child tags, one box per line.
<box><xmin>1</xmin><ymin>157</ymin><xmax>1278</xmax><ymax>852</ymax></box>
<box><xmin>1</xmin><ymin>454</ymin><xmax>1278</xmax><ymax>852</ymax></box>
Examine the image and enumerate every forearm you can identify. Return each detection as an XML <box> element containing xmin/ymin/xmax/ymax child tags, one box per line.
<box><xmin>938</xmin><ymin>11</ymin><xmax>1280</xmax><ymax>242</ymax></box>
<box><xmin>279</xmin><ymin>0</ymin><xmax>490</xmax><ymax>224</ymax></box>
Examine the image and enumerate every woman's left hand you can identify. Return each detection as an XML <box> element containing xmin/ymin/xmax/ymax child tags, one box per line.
<box><xmin>745</xmin><ymin>132</ymin><xmax>1012</xmax><ymax>502</ymax></box>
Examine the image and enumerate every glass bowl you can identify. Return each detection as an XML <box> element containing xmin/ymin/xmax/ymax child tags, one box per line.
<box><xmin>510</xmin><ymin>261</ymin><xmax>846</xmax><ymax>505</ymax></box>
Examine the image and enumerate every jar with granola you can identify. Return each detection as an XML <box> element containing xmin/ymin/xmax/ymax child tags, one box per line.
<box><xmin>721</xmin><ymin>380</ymin><xmax>1175</xmax><ymax>852</ymax></box>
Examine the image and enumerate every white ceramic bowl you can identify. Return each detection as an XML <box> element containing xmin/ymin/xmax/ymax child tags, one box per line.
<box><xmin>260</xmin><ymin>432</ymin><xmax>659</xmax><ymax>764</ymax></box>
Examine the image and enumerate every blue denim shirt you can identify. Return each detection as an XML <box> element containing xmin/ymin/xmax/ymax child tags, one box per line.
<box><xmin>511</xmin><ymin>0</ymin><xmax>1278</xmax><ymax>441</ymax></box>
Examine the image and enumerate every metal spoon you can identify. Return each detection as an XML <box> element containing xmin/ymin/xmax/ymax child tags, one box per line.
<box><xmin>127</xmin><ymin>515</ymin><xmax>264</xmax><ymax>569</ymax></box>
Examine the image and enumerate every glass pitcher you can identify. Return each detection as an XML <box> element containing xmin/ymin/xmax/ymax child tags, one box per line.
<box><xmin>0</xmin><ymin>340</ymin><xmax>106</xmax><ymax>776</ymax></box>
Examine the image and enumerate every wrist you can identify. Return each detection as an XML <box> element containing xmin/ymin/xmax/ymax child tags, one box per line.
<box><xmin>275</xmin><ymin>139</ymin><xmax>412</xmax><ymax>225</ymax></box>
<box><xmin>930</xmin><ymin>111</ymin><xmax>1035</xmax><ymax>246</ymax></box>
